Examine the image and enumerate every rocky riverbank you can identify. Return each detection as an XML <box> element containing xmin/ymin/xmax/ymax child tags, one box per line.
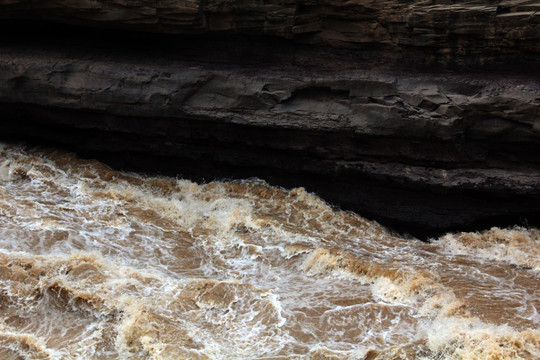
<box><xmin>0</xmin><ymin>1</ymin><xmax>539</xmax><ymax>236</ymax></box>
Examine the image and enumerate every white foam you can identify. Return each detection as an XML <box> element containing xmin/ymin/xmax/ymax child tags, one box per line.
<box><xmin>0</xmin><ymin>143</ymin><xmax>538</xmax><ymax>359</ymax></box>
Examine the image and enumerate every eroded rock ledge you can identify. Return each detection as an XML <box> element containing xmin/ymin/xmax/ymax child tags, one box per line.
<box><xmin>0</xmin><ymin>1</ymin><xmax>539</xmax><ymax>236</ymax></box>
<box><xmin>1</xmin><ymin>44</ymin><xmax>539</xmax><ymax>236</ymax></box>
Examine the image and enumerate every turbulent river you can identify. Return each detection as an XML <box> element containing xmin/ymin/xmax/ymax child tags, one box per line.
<box><xmin>0</xmin><ymin>143</ymin><xmax>538</xmax><ymax>360</ymax></box>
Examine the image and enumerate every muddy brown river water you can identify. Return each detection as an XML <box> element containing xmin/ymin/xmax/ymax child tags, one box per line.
<box><xmin>0</xmin><ymin>143</ymin><xmax>538</xmax><ymax>359</ymax></box>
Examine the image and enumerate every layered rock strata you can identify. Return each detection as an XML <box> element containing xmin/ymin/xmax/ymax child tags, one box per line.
<box><xmin>1</xmin><ymin>0</ymin><xmax>539</xmax><ymax>65</ymax></box>
<box><xmin>0</xmin><ymin>1</ymin><xmax>539</xmax><ymax>236</ymax></box>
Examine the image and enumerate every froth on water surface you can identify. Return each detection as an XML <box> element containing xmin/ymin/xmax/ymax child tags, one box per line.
<box><xmin>0</xmin><ymin>143</ymin><xmax>538</xmax><ymax>359</ymax></box>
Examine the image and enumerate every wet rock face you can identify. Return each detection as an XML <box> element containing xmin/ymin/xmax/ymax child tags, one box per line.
<box><xmin>0</xmin><ymin>1</ymin><xmax>539</xmax><ymax>236</ymax></box>
<box><xmin>1</xmin><ymin>0</ymin><xmax>539</xmax><ymax>66</ymax></box>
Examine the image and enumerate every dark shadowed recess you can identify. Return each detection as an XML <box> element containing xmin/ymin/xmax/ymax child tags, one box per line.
<box><xmin>2</xmin><ymin>19</ymin><xmax>539</xmax><ymax>73</ymax></box>
<box><xmin>1</xmin><ymin>105</ymin><xmax>538</xmax><ymax>240</ymax></box>
<box><xmin>1</xmin><ymin>20</ymin><xmax>386</xmax><ymax>71</ymax></box>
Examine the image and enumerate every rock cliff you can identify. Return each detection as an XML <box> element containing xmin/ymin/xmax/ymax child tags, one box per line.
<box><xmin>2</xmin><ymin>0</ymin><xmax>539</xmax><ymax>66</ymax></box>
<box><xmin>0</xmin><ymin>1</ymin><xmax>539</xmax><ymax>236</ymax></box>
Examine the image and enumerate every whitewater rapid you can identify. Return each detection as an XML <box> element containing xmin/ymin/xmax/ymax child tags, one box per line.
<box><xmin>0</xmin><ymin>143</ymin><xmax>538</xmax><ymax>359</ymax></box>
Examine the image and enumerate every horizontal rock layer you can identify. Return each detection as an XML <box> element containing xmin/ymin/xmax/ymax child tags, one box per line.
<box><xmin>1</xmin><ymin>44</ymin><xmax>539</xmax><ymax>236</ymax></box>
<box><xmin>1</xmin><ymin>0</ymin><xmax>540</xmax><ymax>67</ymax></box>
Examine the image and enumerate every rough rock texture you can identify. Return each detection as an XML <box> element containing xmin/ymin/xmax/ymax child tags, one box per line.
<box><xmin>1</xmin><ymin>47</ymin><xmax>540</xmax><ymax>146</ymax></box>
<box><xmin>1</xmin><ymin>45</ymin><xmax>539</xmax><ymax>236</ymax></box>
<box><xmin>1</xmin><ymin>0</ymin><xmax>540</xmax><ymax>66</ymax></box>
<box><xmin>0</xmin><ymin>1</ymin><xmax>539</xmax><ymax>236</ymax></box>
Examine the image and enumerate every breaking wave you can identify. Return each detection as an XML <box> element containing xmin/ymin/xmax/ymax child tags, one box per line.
<box><xmin>0</xmin><ymin>143</ymin><xmax>538</xmax><ymax>359</ymax></box>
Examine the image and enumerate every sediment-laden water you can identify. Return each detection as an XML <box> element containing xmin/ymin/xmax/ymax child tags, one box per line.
<box><xmin>0</xmin><ymin>143</ymin><xmax>538</xmax><ymax>359</ymax></box>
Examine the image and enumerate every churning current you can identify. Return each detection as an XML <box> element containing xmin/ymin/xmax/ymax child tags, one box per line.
<box><xmin>0</xmin><ymin>143</ymin><xmax>538</xmax><ymax>360</ymax></box>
